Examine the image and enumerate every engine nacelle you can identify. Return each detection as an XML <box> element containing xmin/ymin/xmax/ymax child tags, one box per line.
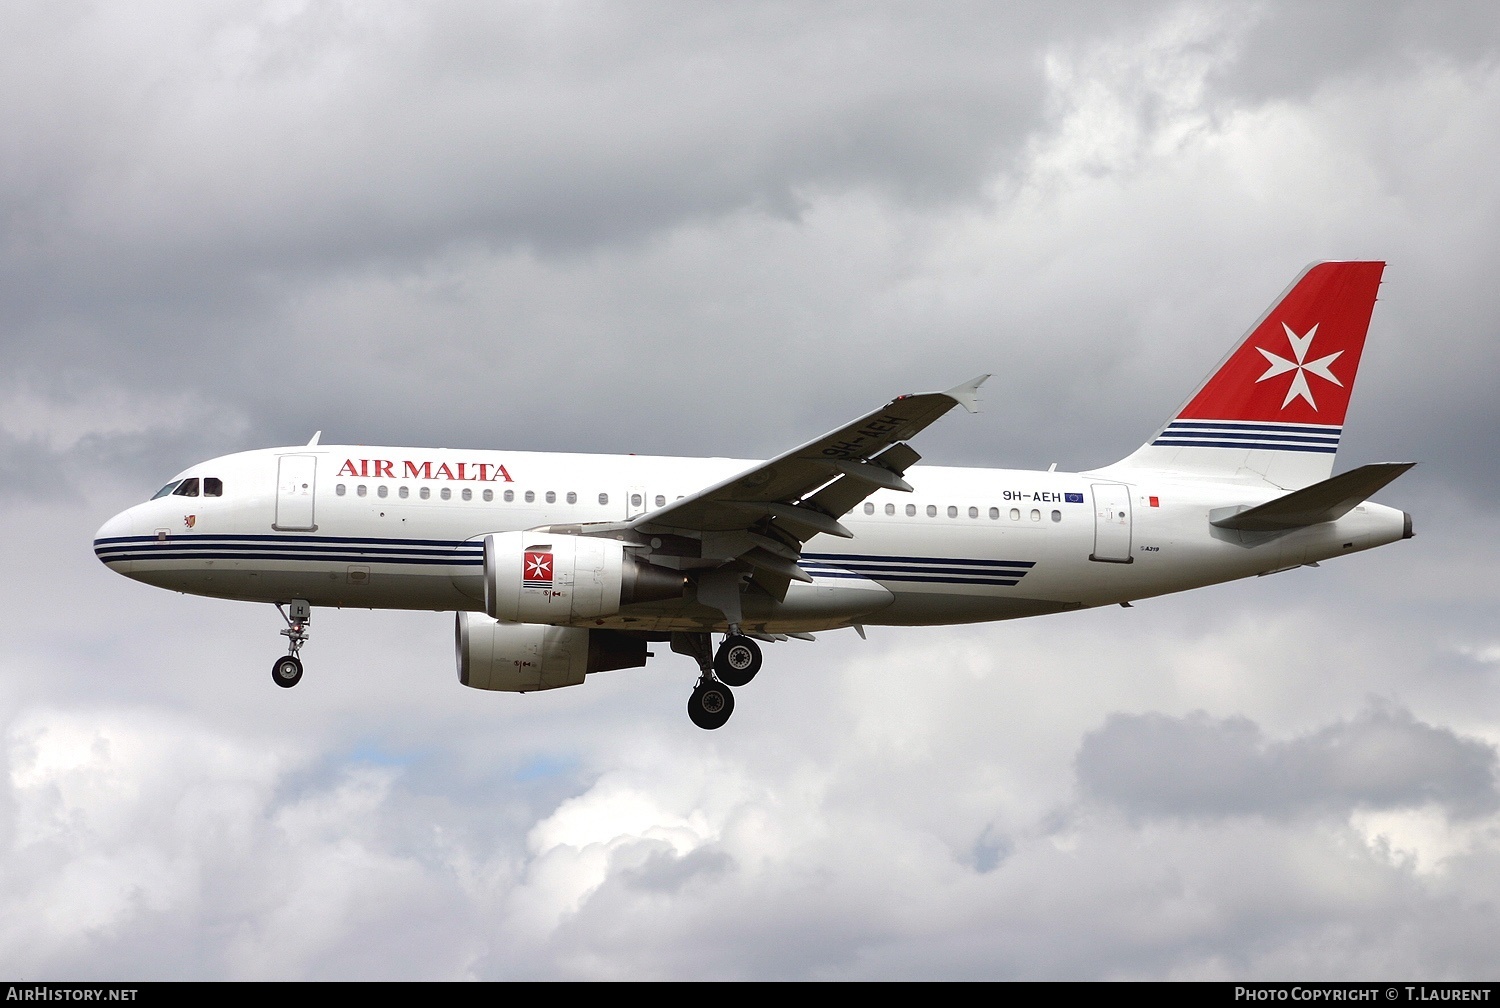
<box><xmin>484</xmin><ymin>531</ymin><xmax>685</xmax><ymax>624</ymax></box>
<box><xmin>455</xmin><ymin>612</ymin><xmax>650</xmax><ymax>692</ymax></box>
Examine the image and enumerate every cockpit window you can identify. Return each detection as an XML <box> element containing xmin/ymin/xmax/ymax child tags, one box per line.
<box><xmin>151</xmin><ymin>480</ymin><xmax>183</xmax><ymax>500</ymax></box>
<box><xmin>204</xmin><ymin>477</ymin><xmax>223</xmax><ymax>497</ymax></box>
<box><xmin>172</xmin><ymin>477</ymin><xmax>200</xmax><ymax>497</ymax></box>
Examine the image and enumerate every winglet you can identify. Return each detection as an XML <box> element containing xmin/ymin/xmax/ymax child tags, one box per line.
<box><xmin>944</xmin><ymin>374</ymin><xmax>990</xmax><ymax>413</ymax></box>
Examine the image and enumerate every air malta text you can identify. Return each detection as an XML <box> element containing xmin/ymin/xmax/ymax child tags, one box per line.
<box><xmin>337</xmin><ymin>459</ymin><xmax>514</xmax><ymax>482</ymax></box>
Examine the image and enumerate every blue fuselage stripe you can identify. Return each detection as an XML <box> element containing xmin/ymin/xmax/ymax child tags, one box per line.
<box><xmin>1164</xmin><ymin>421</ymin><xmax>1341</xmax><ymax>436</ymax></box>
<box><xmin>95</xmin><ymin>537</ymin><xmax>1040</xmax><ymax>586</ymax></box>
<box><xmin>803</xmin><ymin>552</ymin><xmax>1037</xmax><ymax>588</ymax></box>
<box><xmin>803</xmin><ymin>552</ymin><xmax>1035</xmax><ymax>567</ymax></box>
<box><xmin>810</xmin><ymin>569</ymin><xmax>1022</xmax><ymax>586</ymax></box>
<box><xmin>94</xmin><ymin>534</ymin><xmax>482</xmax><ymax>567</ymax></box>
<box><xmin>1151</xmin><ymin>439</ymin><xmax>1338</xmax><ymax>453</ymax></box>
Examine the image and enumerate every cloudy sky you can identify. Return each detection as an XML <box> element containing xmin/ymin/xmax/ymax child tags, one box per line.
<box><xmin>3</xmin><ymin>0</ymin><xmax>1498</xmax><ymax>980</ymax></box>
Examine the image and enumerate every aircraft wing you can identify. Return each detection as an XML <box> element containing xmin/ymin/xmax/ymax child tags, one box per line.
<box><xmin>630</xmin><ymin>376</ymin><xmax>988</xmax><ymax>591</ymax></box>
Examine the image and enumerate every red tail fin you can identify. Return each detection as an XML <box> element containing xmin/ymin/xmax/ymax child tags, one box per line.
<box><xmin>1178</xmin><ymin>261</ymin><xmax>1384</xmax><ymax>426</ymax></box>
<box><xmin>1109</xmin><ymin>262</ymin><xmax>1385</xmax><ymax>488</ymax></box>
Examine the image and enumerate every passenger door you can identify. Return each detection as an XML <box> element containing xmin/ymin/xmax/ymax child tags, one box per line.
<box><xmin>1089</xmin><ymin>483</ymin><xmax>1133</xmax><ymax>563</ymax></box>
<box><xmin>274</xmin><ymin>455</ymin><xmax>318</xmax><ymax>531</ymax></box>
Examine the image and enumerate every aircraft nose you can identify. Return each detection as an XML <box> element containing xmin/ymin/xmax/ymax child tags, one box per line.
<box><xmin>94</xmin><ymin>509</ymin><xmax>139</xmax><ymax>570</ymax></box>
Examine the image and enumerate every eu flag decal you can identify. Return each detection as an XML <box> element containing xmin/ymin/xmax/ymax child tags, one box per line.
<box><xmin>1065</xmin><ymin>492</ymin><xmax>1085</xmax><ymax>504</ymax></box>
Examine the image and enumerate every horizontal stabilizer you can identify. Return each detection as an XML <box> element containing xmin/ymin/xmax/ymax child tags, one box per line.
<box><xmin>1210</xmin><ymin>463</ymin><xmax>1414</xmax><ymax>532</ymax></box>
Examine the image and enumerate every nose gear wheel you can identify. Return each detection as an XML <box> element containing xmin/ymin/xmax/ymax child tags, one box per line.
<box><xmin>272</xmin><ymin>654</ymin><xmax>303</xmax><ymax>688</ymax></box>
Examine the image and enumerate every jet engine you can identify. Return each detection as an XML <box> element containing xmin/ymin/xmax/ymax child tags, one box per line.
<box><xmin>456</xmin><ymin>612</ymin><xmax>650</xmax><ymax>692</ymax></box>
<box><xmin>484</xmin><ymin>531</ymin><xmax>685</xmax><ymax>623</ymax></box>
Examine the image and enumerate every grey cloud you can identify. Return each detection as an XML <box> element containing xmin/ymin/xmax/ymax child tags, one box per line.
<box><xmin>0</xmin><ymin>424</ymin><xmax>251</xmax><ymax>507</ymax></box>
<box><xmin>0</xmin><ymin>2</ymin><xmax>1105</xmax><ymax>464</ymax></box>
<box><xmin>970</xmin><ymin>823</ymin><xmax>1013</xmax><ymax>873</ymax></box>
<box><xmin>0</xmin><ymin>433</ymin><xmax>74</xmax><ymax>503</ymax></box>
<box><xmin>1</xmin><ymin>4</ymin><xmax>1069</xmax><ymax>294</ymax></box>
<box><xmin>1077</xmin><ymin>702</ymin><xmax>1499</xmax><ymax>820</ymax></box>
<box><xmin>619</xmin><ymin>842</ymin><xmax>734</xmax><ymax>894</ymax></box>
<box><xmin>6</xmin><ymin>1</ymin><xmax>1498</xmax><ymax>499</ymax></box>
<box><xmin>1206</xmin><ymin>0</ymin><xmax>1500</xmax><ymax>105</ymax></box>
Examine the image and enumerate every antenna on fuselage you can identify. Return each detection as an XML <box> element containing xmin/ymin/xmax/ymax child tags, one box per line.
<box><xmin>307</xmin><ymin>431</ymin><xmax>322</xmax><ymax>446</ymax></box>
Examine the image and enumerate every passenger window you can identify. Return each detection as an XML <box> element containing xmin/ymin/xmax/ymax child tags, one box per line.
<box><xmin>525</xmin><ymin>490</ymin><xmax>535</xmax><ymax>503</ymax></box>
<box><xmin>504</xmin><ymin>490</ymin><xmax>514</xmax><ymax>502</ymax></box>
<box><xmin>885</xmin><ymin>503</ymin><xmax>895</xmax><ymax>515</ymax></box>
<box><xmin>173</xmin><ymin>478</ymin><xmax>200</xmax><ymax>497</ymax></box>
<box><xmin>946</xmin><ymin>505</ymin><xmax>957</xmax><ymax>518</ymax></box>
<box><xmin>655</xmin><ymin>494</ymin><xmax>665</xmax><ymax>507</ymax></box>
<box><xmin>1031</xmin><ymin>509</ymin><xmax>1041</xmax><ymax>521</ymax></box>
<box><xmin>968</xmin><ymin>506</ymin><xmax>978</xmax><ymax>519</ymax></box>
<box><xmin>441</xmin><ymin>487</ymin><xmax>452</xmax><ymax>501</ymax></box>
<box><xmin>462</xmin><ymin>488</ymin><xmax>472</xmax><ymax>501</ymax></box>
<box><xmin>631</xmin><ymin>493</ymin><xmax>642</xmax><ymax>508</ymax></box>
<box><xmin>989</xmin><ymin>507</ymin><xmax>999</xmax><ymax>519</ymax></box>
<box><xmin>567</xmin><ymin>492</ymin><xmax>577</xmax><ymax>504</ymax></box>
<box><xmin>1010</xmin><ymin>508</ymin><xmax>1020</xmax><ymax>521</ymax></box>
<box><xmin>204</xmin><ymin>477</ymin><xmax>223</xmax><ymax>497</ymax></box>
<box><xmin>336</xmin><ymin>484</ymin><xmax>346</xmax><ymax>496</ymax></box>
<box><xmin>906</xmin><ymin>504</ymin><xmax>916</xmax><ymax>516</ymax></box>
<box><xmin>420</xmin><ymin>487</ymin><xmax>430</xmax><ymax>500</ymax></box>
<box><xmin>377</xmin><ymin>485</ymin><xmax>388</xmax><ymax>499</ymax></box>
<box><xmin>545</xmin><ymin>491</ymin><xmax>556</xmax><ymax>503</ymax></box>
<box><xmin>864</xmin><ymin>502</ymin><xmax>875</xmax><ymax>514</ymax></box>
<box><xmin>926</xmin><ymin>505</ymin><xmax>937</xmax><ymax>517</ymax></box>
<box><xmin>599</xmin><ymin>493</ymin><xmax>609</xmax><ymax>505</ymax></box>
<box><xmin>483</xmin><ymin>489</ymin><xmax>493</xmax><ymax>502</ymax></box>
<box><xmin>1051</xmin><ymin>510</ymin><xmax>1062</xmax><ymax>522</ymax></box>
<box><xmin>357</xmin><ymin>485</ymin><xmax>367</xmax><ymax>497</ymax></box>
<box><xmin>399</xmin><ymin>486</ymin><xmax>409</xmax><ymax>499</ymax></box>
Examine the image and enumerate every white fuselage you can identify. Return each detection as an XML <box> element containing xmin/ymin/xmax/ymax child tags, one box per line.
<box><xmin>93</xmin><ymin>444</ymin><xmax>1411</xmax><ymax>634</ymax></box>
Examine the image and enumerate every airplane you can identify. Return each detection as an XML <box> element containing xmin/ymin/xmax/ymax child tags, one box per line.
<box><xmin>94</xmin><ymin>261</ymin><xmax>1414</xmax><ymax>729</ymax></box>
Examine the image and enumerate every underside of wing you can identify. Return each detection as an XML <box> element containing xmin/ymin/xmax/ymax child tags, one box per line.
<box><xmin>519</xmin><ymin>376</ymin><xmax>987</xmax><ymax>630</ymax></box>
<box><xmin>629</xmin><ymin>377</ymin><xmax>986</xmax><ymax>593</ymax></box>
<box><xmin>634</xmin><ymin>376</ymin><xmax>986</xmax><ymax>532</ymax></box>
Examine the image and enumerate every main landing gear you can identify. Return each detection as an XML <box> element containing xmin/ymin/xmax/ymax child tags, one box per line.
<box><xmin>272</xmin><ymin>599</ymin><xmax>311</xmax><ymax>688</ymax></box>
<box><xmin>714</xmin><ymin>634</ymin><xmax>762</xmax><ymax>687</ymax></box>
<box><xmin>674</xmin><ymin>630</ymin><xmax>763</xmax><ymax>730</ymax></box>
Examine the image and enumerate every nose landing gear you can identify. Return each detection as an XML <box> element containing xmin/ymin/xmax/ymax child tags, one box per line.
<box><xmin>272</xmin><ymin>600</ymin><xmax>311</xmax><ymax>688</ymax></box>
